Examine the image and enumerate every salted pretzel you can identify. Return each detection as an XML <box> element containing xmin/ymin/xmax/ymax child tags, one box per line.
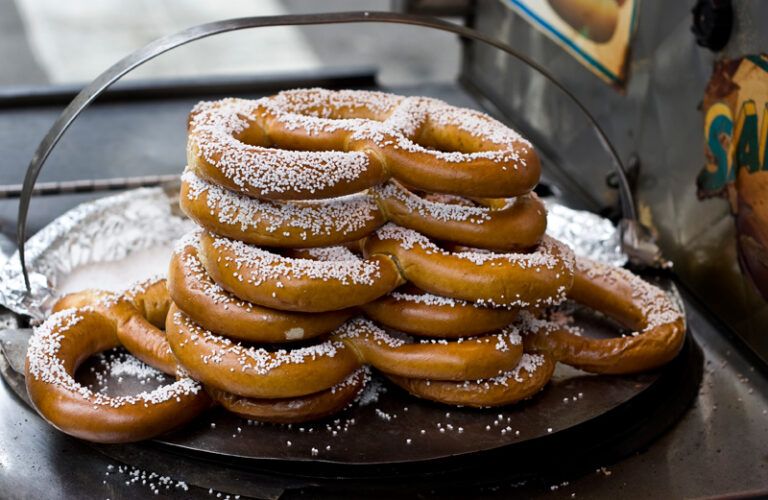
<box><xmin>168</xmin><ymin>237</ymin><xmax>352</xmax><ymax>342</ymax></box>
<box><xmin>337</xmin><ymin>318</ymin><xmax>523</xmax><ymax>381</ymax></box>
<box><xmin>524</xmin><ymin>258</ymin><xmax>686</xmax><ymax>374</ymax></box>
<box><xmin>180</xmin><ymin>167</ymin><xmax>385</xmax><ymax>248</ymax></box>
<box><xmin>373</xmin><ymin>181</ymin><xmax>547</xmax><ymax>250</ymax></box>
<box><xmin>25</xmin><ymin>308</ymin><xmax>210</xmax><ymax>443</ymax></box>
<box><xmin>364</xmin><ymin>224</ymin><xmax>575</xmax><ymax>308</ymax></box>
<box><xmin>165</xmin><ymin>305</ymin><xmax>361</xmax><ymax>398</ymax></box>
<box><xmin>388</xmin><ymin>353</ymin><xmax>555</xmax><ymax>408</ymax></box>
<box><xmin>52</xmin><ymin>279</ymin><xmax>178</xmax><ymax>375</ymax></box>
<box><xmin>198</xmin><ymin>231</ymin><xmax>403</xmax><ymax>312</ymax></box>
<box><xmin>207</xmin><ymin>368</ymin><xmax>369</xmax><ymax>424</ymax></box>
<box><xmin>182</xmin><ymin>166</ymin><xmax>546</xmax><ymax>251</ymax></box>
<box><xmin>187</xmin><ymin>88</ymin><xmax>540</xmax><ymax>200</ymax></box>
<box><xmin>361</xmin><ymin>284</ymin><xmax>519</xmax><ymax>338</ymax></box>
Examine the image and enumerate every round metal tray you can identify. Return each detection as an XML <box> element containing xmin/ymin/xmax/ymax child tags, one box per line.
<box><xmin>1</xmin><ymin>293</ymin><xmax>703</xmax><ymax>489</ymax></box>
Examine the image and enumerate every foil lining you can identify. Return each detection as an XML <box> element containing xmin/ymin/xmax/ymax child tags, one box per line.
<box><xmin>0</xmin><ymin>188</ymin><xmax>194</xmax><ymax>320</ymax></box>
<box><xmin>0</xmin><ymin>188</ymin><xmax>626</xmax><ymax>320</ymax></box>
<box><xmin>545</xmin><ymin>199</ymin><xmax>627</xmax><ymax>268</ymax></box>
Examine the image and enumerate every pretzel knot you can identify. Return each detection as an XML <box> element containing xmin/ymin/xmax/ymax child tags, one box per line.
<box><xmin>181</xmin><ymin>167</ymin><xmax>547</xmax><ymax>251</ymax></box>
<box><xmin>26</xmin><ymin>294</ymin><xmax>210</xmax><ymax>444</ymax></box>
<box><xmin>187</xmin><ymin>88</ymin><xmax>540</xmax><ymax>201</ymax></box>
<box><xmin>523</xmin><ymin>258</ymin><xmax>686</xmax><ymax>374</ymax></box>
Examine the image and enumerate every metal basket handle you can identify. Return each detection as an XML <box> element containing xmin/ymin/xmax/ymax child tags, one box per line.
<box><xmin>16</xmin><ymin>10</ymin><xmax>650</xmax><ymax>291</ymax></box>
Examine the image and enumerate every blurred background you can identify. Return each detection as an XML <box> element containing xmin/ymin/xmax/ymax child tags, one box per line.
<box><xmin>0</xmin><ymin>0</ymin><xmax>460</xmax><ymax>87</ymax></box>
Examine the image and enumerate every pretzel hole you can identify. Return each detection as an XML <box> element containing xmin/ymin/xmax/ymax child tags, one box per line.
<box><xmin>75</xmin><ymin>348</ymin><xmax>173</xmax><ymax>397</ymax></box>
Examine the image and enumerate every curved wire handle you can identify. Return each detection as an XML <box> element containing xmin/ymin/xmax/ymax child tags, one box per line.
<box><xmin>16</xmin><ymin>11</ymin><xmax>640</xmax><ymax>291</ymax></box>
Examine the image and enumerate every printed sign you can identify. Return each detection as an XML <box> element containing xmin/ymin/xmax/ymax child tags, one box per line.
<box><xmin>698</xmin><ymin>55</ymin><xmax>768</xmax><ymax>301</ymax></box>
<box><xmin>503</xmin><ymin>0</ymin><xmax>637</xmax><ymax>85</ymax></box>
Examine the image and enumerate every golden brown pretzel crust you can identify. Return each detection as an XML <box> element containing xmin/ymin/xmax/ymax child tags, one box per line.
<box><xmin>388</xmin><ymin>353</ymin><xmax>555</xmax><ymax>408</ymax></box>
<box><xmin>180</xmin><ymin>167</ymin><xmax>386</xmax><ymax>248</ymax></box>
<box><xmin>374</xmin><ymin>181</ymin><xmax>546</xmax><ymax>251</ymax></box>
<box><xmin>339</xmin><ymin>319</ymin><xmax>524</xmax><ymax>381</ymax></box>
<box><xmin>187</xmin><ymin>89</ymin><xmax>539</xmax><ymax>200</ymax></box>
<box><xmin>25</xmin><ymin>309</ymin><xmax>210</xmax><ymax>443</ymax></box>
<box><xmin>53</xmin><ymin>280</ymin><xmax>178</xmax><ymax>376</ymax></box>
<box><xmin>180</xmin><ymin>168</ymin><xmax>546</xmax><ymax>251</ymax></box>
<box><xmin>524</xmin><ymin>258</ymin><xmax>686</xmax><ymax>374</ymax></box>
<box><xmin>168</xmin><ymin>241</ymin><xmax>352</xmax><ymax>342</ymax></box>
<box><xmin>198</xmin><ymin>231</ymin><xmax>403</xmax><ymax>312</ymax></box>
<box><xmin>165</xmin><ymin>305</ymin><xmax>361</xmax><ymax>398</ymax></box>
<box><xmin>207</xmin><ymin>368</ymin><xmax>367</xmax><ymax>424</ymax></box>
<box><xmin>364</xmin><ymin>224</ymin><xmax>575</xmax><ymax>308</ymax></box>
<box><xmin>361</xmin><ymin>285</ymin><xmax>518</xmax><ymax>338</ymax></box>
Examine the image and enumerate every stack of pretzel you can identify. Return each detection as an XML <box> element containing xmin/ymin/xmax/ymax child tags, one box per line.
<box><xmin>24</xmin><ymin>89</ymin><xmax>686</xmax><ymax>443</ymax></box>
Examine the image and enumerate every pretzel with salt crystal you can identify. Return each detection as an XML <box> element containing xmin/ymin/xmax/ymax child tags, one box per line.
<box><xmin>53</xmin><ymin>279</ymin><xmax>179</xmax><ymax>376</ymax></box>
<box><xmin>364</xmin><ymin>224</ymin><xmax>575</xmax><ymax>308</ymax></box>
<box><xmin>360</xmin><ymin>284</ymin><xmax>519</xmax><ymax>338</ymax></box>
<box><xmin>524</xmin><ymin>258</ymin><xmax>686</xmax><ymax>374</ymax></box>
<box><xmin>181</xmin><ymin>168</ymin><xmax>547</xmax><ymax>251</ymax></box>
<box><xmin>25</xmin><ymin>308</ymin><xmax>210</xmax><ymax>443</ymax></box>
<box><xmin>207</xmin><ymin>368</ymin><xmax>369</xmax><ymax>424</ymax></box>
<box><xmin>374</xmin><ymin>180</ymin><xmax>547</xmax><ymax>250</ymax></box>
<box><xmin>198</xmin><ymin>231</ymin><xmax>403</xmax><ymax>312</ymax></box>
<box><xmin>338</xmin><ymin>318</ymin><xmax>523</xmax><ymax>381</ymax></box>
<box><xmin>187</xmin><ymin>88</ymin><xmax>540</xmax><ymax>201</ymax></box>
<box><xmin>388</xmin><ymin>353</ymin><xmax>555</xmax><ymax>408</ymax></box>
<box><xmin>168</xmin><ymin>237</ymin><xmax>352</xmax><ymax>342</ymax></box>
<box><xmin>165</xmin><ymin>305</ymin><xmax>361</xmax><ymax>399</ymax></box>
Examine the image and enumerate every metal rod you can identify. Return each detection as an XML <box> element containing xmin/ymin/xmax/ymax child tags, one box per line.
<box><xmin>0</xmin><ymin>174</ymin><xmax>179</xmax><ymax>199</ymax></box>
<box><xmin>16</xmin><ymin>11</ymin><xmax>637</xmax><ymax>291</ymax></box>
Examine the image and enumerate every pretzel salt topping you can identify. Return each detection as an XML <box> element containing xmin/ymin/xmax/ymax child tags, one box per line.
<box><xmin>188</xmin><ymin>88</ymin><xmax>539</xmax><ymax>200</ymax></box>
<box><xmin>169</xmin><ymin>235</ymin><xmax>351</xmax><ymax>342</ymax></box>
<box><xmin>524</xmin><ymin>257</ymin><xmax>686</xmax><ymax>374</ymax></box>
<box><xmin>207</xmin><ymin>367</ymin><xmax>370</xmax><ymax>424</ymax></box>
<box><xmin>336</xmin><ymin>317</ymin><xmax>524</xmax><ymax>381</ymax></box>
<box><xmin>364</xmin><ymin>223</ymin><xmax>575</xmax><ymax>308</ymax></box>
<box><xmin>26</xmin><ymin>308</ymin><xmax>209</xmax><ymax>443</ymax></box>
<box><xmin>181</xmin><ymin>167</ymin><xmax>384</xmax><ymax>247</ymax></box>
<box><xmin>166</xmin><ymin>305</ymin><xmax>360</xmax><ymax>399</ymax></box>
<box><xmin>373</xmin><ymin>180</ymin><xmax>547</xmax><ymax>250</ymax></box>
<box><xmin>198</xmin><ymin>231</ymin><xmax>402</xmax><ymax>312</ymax></box>
<box><xmin>361</xmin><ymin>285</ymin><xmax>519</xmax><ymax>338</ymax></box>
<box><xmin>388</xmin><ymin>352</ymin><xmax>555</xmax><ymax>408</ymax></box>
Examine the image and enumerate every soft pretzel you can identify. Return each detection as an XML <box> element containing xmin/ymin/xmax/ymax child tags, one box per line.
<box><xmin>388</xmin><ymin>353</ymin><xmax>555</xmax><ymax>408</ymax></box>
<box><xmin>168</xmin><ymin>237</ymin><xmax>352</xmax><ymax>342</ymax></box>
<box><xmin>52</xmin><ymin>279</ymin><xmax>178</xmax><ymax>375</ymax></box>
<box><xmin>360</xmin><ymin>284</ymin><xmax>518</xmax><ymax>338</ymax></box>
<box><xmin>198</xmin><ymin>231</ymin><xmax>403</xmax><ymax>312</ymax></box>
<box><xmin>337</xmin><ymin>318</ymin><xmax>523</xmax><ymax>381</ymax></box>
<box><xmin>524</xmin><ymin>258</ymin><xmax>686</xmax><ymax>374</ymax></box>
<box><xmin>207</xmin><ymin>367</ymin><xmax>369</xmax><ymax>424</ymax></box>
<box><xmin>180</xmin><ymin>167</ymin><xmax>385</xmax><ymax>247</ymax></box>
<box><xmin>364</xmin><ymin>224</ymin><xmax>575</xmax><ymax>308</ymax></box>
<box><xmin>374</xmin><ymin>181</ymin><xmax>546</xmax><ymax>250</ymax></box>
<box><xmin>187</xmin><ymin>89</ymin><xmax>539</xmax><ymax>200</ymax></box>
<box><xmin>25</xmin><ymin>308</ymin><xmax>210</xmax><ymax>443</ymax></box>
<box><xmin>165</xmin><ymin>305</ymin><xmax>361</xmax><ymax>398</ymax></box>
<box><xmin>181</xmin><ymin>168</ymin><xmax>546</xmax><ymax>251</ymax></box>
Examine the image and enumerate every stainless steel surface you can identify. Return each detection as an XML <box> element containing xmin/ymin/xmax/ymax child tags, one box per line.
<box><xmin>15</xmin><ymin>11</ymin><xmax>644</xmax><ymax>293</ymax></box>
<box><xmin>464</xmin><ymin>0</ymin><xmax>768</xmax><ymax>364</ymax></box>
<box><xmin>0</xmin><ymin>174</ymin><xmax>179</xmax><ymax>199</ymax></box>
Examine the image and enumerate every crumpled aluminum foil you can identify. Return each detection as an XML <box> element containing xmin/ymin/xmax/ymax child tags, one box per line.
<box><xmin>0</xmin><ymin>188</ymin><xmax>626</xmax><ymax>320</ymax></box>
<box><xmin>545</xmin><ymin>200</ymin><xmax>627</xmax><ymax>268</ymax></box>
<box><xmin>0</xmin><ymin>188</ymin><xmax>194</xmax><ymax>320</ymax></box>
